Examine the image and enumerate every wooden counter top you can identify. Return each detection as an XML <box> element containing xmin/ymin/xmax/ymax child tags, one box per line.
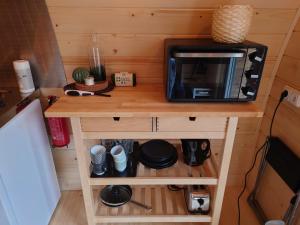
<box><xmin>45</xmin><ymin>84</ymin><xmax>263</xmax><ymax>118</ymax></box>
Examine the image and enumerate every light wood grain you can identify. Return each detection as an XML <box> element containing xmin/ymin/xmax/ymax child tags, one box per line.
<box><xmin>45</xmin><ymin>85</ymin><xmax>263</xmax><ymax>118</ymax></box>
<box><xmin>46</xmin><ymin>0</ymin><xmax>300</xmax><ymax>9</ymax></box>
<box><xmin>87</xmin><ymin>144</ymin><xmax>218</xmax><ymax>186</ymax></box>
<box><xmin>277</xmin><ymin>56</ymin><xmax>300</xmax><ymax>87</ymax></box>
<box><xmin>94</xmin><ymin>186</ymin><xmax>212</xmax><ymax>223</ymax></box>
<box><xmin>81</xmin><ymin>131</ymin><xmax>226</xmax><ymax>140</ymax></box>
<box><xmin>71</xmin><ymin>118</ymin><xmax>96</xmax><ymax>225</ymax></box>
<box><xmin>55</xmin><ymin>33</ymin><xmax>284</xmax><ymax>58</ymax></box>
<box><xmin>211</xmin><ymin>117</ymin><xmax>238</xmax><ymax>225</ymax></box>
<box><xmin>81</xmin><ymin>117</ymin><xmax>153</xmax><ymax>132</ymax></box>
<box><xmin>157</xmin><ymin>117</ymin><xmax>227</xmax><ymax>132</ymax></box>
<box><xmin>48</xmin><ymin>7</ymin><xmax>296</xmax><ymax>35</ymax></box>
<box><xmin>49</xmin><ymin>187</ymin><xmax>260</xmax><ymax>225</ymax></box>
<box><xmin>249</xmin><ymin>12</ymin><xmax>300</xmax><ymax>221</ymax></box>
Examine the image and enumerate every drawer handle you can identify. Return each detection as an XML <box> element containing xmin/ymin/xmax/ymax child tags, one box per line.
<box><xmin>189</xmin><ymin>117</ymin><xmax>196</xmax><ymax>121</ymax></box>
<box><xmin>113</xmin><ymin>117</ymin><xmax>120</xmax><ymax>121</ymax></box>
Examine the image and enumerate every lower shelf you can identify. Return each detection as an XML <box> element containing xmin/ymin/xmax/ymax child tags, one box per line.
<box><xmin>95</xmin><ymin>186</ymin><xmax>212</xmax><ymax>223</ymax></box>
<box><xmin>94</xmin><ymin>215</ymin><xmax>211</xmax><ymax>223</ymax></box>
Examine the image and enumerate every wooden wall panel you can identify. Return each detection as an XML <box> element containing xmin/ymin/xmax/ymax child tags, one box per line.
<box><xmin>55</xmin><ymin>34</ymin><xmax>284</xmax><ymax>58</ymax></box>
<box><xmin>49</xmin><ymin>8</ymin><xmax>295</xmax><ymax>35</ymax></box>
<box><xmin>46</xmin><ymin>0</ymin><xmax>300</xmax><ymax>9</ymax></box>
<box><xmin>46</xmin><ymin>0</ymin><xmax>300</xmax><ymax>189</ymax></box>
<box><xmin>250</xmin><ymin>15</ymin><xmax>300</xmax><ymax>220</ymax></box>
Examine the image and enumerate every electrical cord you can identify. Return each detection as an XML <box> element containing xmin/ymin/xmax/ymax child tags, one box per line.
<box><xmin>237</xmin><ymin>90</ymin><xmax>288</xmax><ymax>225</ymax></box>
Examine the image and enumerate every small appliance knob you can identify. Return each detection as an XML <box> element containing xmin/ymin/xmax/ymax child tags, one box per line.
<box><xmin>241</xmin><ymin>86</ymin><xmax>256</xmax><ymax>97</ymax></box>
<box><xmin>249</xmin><ymin>51</ymin><xmax>263</xmax><ymax>63</ymax></box>
<box><xmin>245</xmin><ymin>70</ymin><xmax>259</xmax><ymax>79</ymax></box>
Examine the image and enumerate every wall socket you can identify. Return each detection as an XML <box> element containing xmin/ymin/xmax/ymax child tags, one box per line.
<box><xmin>284</xmin><ymin>85</ymin><xmax>300</xmax><ymax>107</ymax></box>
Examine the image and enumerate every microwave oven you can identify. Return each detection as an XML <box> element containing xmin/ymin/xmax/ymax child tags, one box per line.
<box><xmin>165</xmin><ymin>39</ymin><xmax>268</xmax><ymax>102</ymax></box>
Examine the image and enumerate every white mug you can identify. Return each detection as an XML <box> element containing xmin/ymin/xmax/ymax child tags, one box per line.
<box><xmin>111</xmin><ymin>145</ymin><xmax>126</xmax><ymax>162</ymax></box>
<box><xmin>114</xmin><ymin>159</ymin><xmax>127</xmax><ymax>172</ymax></box>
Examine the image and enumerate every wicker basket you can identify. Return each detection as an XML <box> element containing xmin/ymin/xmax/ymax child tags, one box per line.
<box><xmin>212</xmin><ymin>5</ymin><xmax>253</xmax><ymax>43</ymax></box>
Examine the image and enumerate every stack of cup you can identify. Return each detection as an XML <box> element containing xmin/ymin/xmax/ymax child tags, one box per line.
<box><xmin>90</xmin><ymin>145</ymin><xmax>107</xmax><ymax>175</ymax></box>
<box><xmin>111</xmin><ymin>145</ymin><xmax>127</xmax><ymax>172</ymax></box>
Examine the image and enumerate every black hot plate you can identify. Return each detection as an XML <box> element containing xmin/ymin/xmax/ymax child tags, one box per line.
<box><xmin>139</xmin><ymin>140</ymin><xmax>178</xmax><ymax>169</ymax></box>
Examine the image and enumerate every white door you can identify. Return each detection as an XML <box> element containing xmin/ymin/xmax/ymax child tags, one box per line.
<box><xmin>0</xmin><ymin>99</ymin><xmax>60</xmax><ymax>225</ymax></box>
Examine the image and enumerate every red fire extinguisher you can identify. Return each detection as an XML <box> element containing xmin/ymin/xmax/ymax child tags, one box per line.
<box><xmin>47</xmin><ymin>96</ymin><xmax>70</xmax><ymax>147</ymax></box>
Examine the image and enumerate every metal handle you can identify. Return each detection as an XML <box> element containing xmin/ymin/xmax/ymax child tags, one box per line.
<box><xmin>129</xmin><ymin>200</ymin><xmax>152</xmax><ymax>211</ymax></box>
<box><xmin>174</xmin><ymin>52</ymin><xmax>244</xmax><ymax>58</ymax></box>
<box><xmin>113</xmin><ymin>117</ymin><xmax>120</xmax><ymax>121</ymax></box>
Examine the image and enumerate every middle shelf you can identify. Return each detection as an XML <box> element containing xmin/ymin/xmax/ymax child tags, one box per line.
<box><xmin>88</xmin><ymin>144</ymin><xmax>218</xmax><ymax>186</ymax></box>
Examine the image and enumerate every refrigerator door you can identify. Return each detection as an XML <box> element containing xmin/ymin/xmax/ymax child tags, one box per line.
<box><xmin>0</xmin><ymin>99</ymin><xmax>60</xmax><ymax>225</ymax></box>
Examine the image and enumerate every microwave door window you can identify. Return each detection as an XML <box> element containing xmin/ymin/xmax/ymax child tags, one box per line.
<box><xmin>178</xmin><ymin>58</ymin><xmax>230</xmax><ymax>100</ymax></box>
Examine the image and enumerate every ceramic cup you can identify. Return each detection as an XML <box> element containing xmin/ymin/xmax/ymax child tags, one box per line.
<box><xmin>114</xmin><ymin>159</ymin><xmax>127</xmax><ymax>172</ymax></box>
<box><xmin>90</xmin><ymin>145</ymin><xmax>107</xmax><ymax>175</ymax></box>
<box><xmin>111</xmin><ymin>145</ymin><xmax>126</xmax><ymax>162</ymax></box>
<box><xmin>111</xmin><ymin>145</ymin><xmax>127</xmax><ymax>172</ymax></box>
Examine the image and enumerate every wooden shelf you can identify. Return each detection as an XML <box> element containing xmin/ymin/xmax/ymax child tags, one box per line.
<box><xmin>45</xmin><ymin>85</ymin><xmax>263</xmax><ymax>118</ymax></box>
<box><xmin>89</xmin><ymin>145</ymin><xmax>218</xmax><ymax>186</ymax></box>
<box><xmin>94</xmin><ymin>186</ymin><xmax>212</xmax><ymax>223</ymax></box>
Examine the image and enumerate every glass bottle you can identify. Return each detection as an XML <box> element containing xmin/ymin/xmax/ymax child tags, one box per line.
<box><xmin>88</xmin><ymin>33</ymin><xmax>106</xmax><ymax>81</ymax></box>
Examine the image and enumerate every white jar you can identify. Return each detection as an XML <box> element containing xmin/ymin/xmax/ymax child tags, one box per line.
<box><xmin>13</xmin><ymin>60</ymin><xmax>35</xmax><ymax>93</ymax></box>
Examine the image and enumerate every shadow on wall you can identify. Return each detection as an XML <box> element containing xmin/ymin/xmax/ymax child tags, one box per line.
<box><xmin>0</xmin><ymin>0</ymin><xmax>66</xmax><ymax>88</ymax></box>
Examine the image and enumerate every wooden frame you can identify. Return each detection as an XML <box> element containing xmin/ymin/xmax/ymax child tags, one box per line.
<box><xmin>70</xmin><ymin>115</ymin><xmax>238</xmax><ymax>225</ymax></box>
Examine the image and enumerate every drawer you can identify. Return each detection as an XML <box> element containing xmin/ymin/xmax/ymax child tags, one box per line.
<box><xmin>156</xmin><ymin>117</ymin><xmax>228</xmax><ymax>132</ymax></box>
<box><xmin>81</xmin><ymin>117</ymin><xmax>153</xmax><ymax>132</ymax></box>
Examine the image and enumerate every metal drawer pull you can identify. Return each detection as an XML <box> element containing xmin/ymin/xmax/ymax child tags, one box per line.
<box><xmin>113</xmin><ymin>117</ymin><xmax>120</xmax><ymax>121</ymax></box>
<box><xmin>189</xmin><ymin>117</ymin><xmax>196</xmax><ymax>121</ymax></box>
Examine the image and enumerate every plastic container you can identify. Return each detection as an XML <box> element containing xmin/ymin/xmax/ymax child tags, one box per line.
<box><xmin>13</xmin><ymin>60</ymin><xmax>35</xmax><ymax>93</ymax></box>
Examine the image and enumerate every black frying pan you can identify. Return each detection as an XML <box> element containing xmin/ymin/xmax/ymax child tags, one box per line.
<box><xmin>100</xmin><ymin>185</ymin><xmax>152</xmax><ymax>210</ymax></box>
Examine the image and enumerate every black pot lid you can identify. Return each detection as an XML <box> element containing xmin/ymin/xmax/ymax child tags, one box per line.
<box><xmin>140</xmin><ymin>140</ymin><xmax>177</xmax><ymax>162</ymax></box>
<box><xmin>100</xmin><ymin>185</ymin><xmax>132</xmax><ymax>206</ymax></box>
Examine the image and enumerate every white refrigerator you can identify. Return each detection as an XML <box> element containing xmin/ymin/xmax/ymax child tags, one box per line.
<box><xmin>0</xmin><ymin>99</ymin><xmax>60</xmax><ymax>225</ymax></box>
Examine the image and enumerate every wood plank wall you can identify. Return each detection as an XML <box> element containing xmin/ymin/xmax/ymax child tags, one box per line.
<box><xmin>45</xmin><ymin>0</ymin><xmax>300</xmax><ymax>190</ymax></box>
<box><xmin>248</xmin><ymin>17</ymin><xmax>300</xmax><ymax>221</ymax></box>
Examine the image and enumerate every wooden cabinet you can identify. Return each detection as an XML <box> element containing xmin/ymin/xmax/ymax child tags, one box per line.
<box><xmin>45</xmin><ymin>85</ymin><xmax>262</xmax><ymax>225</ymax></box>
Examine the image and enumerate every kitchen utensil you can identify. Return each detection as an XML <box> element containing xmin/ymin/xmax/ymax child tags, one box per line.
<box><xmin>139</xmin><ymin>140</ymin><xmax>177</xmax><ymax>169</ymax></box>
<box><xmin>101</xmin><ymin>139</ymin><xmax>116</xmax><ymax>152</ymax></box>
<box><xmin>115</xmin><ymin>139</ymin><xmax>134</xmax><ymax>155</ymax></box>
<box><xmin>111</xmin><ymin>145</ymin><xmax>127</xmax><ymax>172</ymax></box>
<box><xmin>111</xmin><ymin>145</ymin><xmax>126</xmax><ymax>162</ymax></box>
<box><xmin>90</xmin><ymin>145</ymin><xmax>107</xmax><ymax>175</ymax></box>
<box><xmin>91</xmin><ymin>142</ymin><xmax>139</xmax><ymax>178</ymax></box>
<box><xmin>184</xmin><ymin>185</ymin><xmax>210</xmax><ymax>214</ymax></box>
<box><xmin>181</xmin><ymin>139</ymin><xmax>211</xmax><ymax>166</ymax></box>
<box><xmin>114</xmin><ymin>158</ymin><xmax>127</xmax><ymax>172</ymax></box>
<box><xmin>100</xmin><ymin>185</ymin><xmax>152</xmax><ymax>210</ymax></box>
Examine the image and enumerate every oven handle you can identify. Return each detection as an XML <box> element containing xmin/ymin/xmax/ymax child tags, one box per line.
<box><xmin>174</xmin><ymin>52</ymin><xmax>244</xmax><ymax>58</ymax></box>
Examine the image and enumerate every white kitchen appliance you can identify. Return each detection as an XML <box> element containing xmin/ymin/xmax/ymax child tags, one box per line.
<box><xmin>0</xmin><ymin>99</ymin><xmax>60</xmax><ymax>225</ymax></box>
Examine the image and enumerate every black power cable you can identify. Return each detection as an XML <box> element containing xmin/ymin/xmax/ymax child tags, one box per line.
<box><xmin>237</xmin><ymin>90</ymin><xmax>288</xmax><ymax>225</ymax></box>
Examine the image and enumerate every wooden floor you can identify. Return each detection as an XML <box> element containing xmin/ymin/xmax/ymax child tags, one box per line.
<box><xmin>49</xmin><ymin>187</ymin><xmax>259</xmax><ymax>225</ymax></box>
